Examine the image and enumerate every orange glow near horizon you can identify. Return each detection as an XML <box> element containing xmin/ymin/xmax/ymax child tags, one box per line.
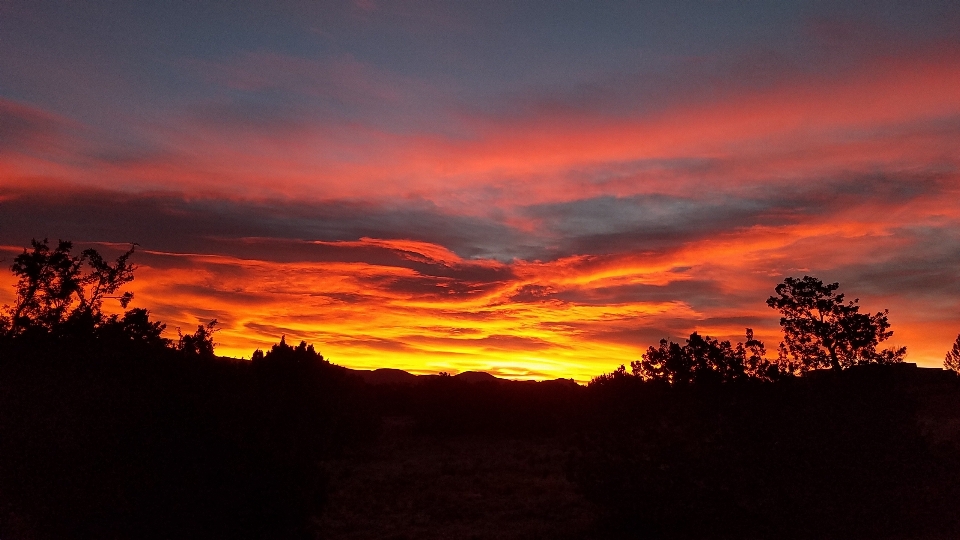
<box><xmin>4</xmin><ymin>214</ymin><xmax>953</xmax><ymax>384</ymax></box>
<box><xmin>121</xmin><ymin>228</ymin><xmax>960</xmax><ymax>381</ymax></box>
<box><xmin>2</xmin><ymin>39</ymin><xmax>960</xmax><ymax>382</ymax></box>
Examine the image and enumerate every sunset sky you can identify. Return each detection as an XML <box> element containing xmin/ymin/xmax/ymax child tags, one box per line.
<box><xmin>1</xmin><ymin>1</ymin><xmax>959</xmax><ymax>381</ymax></box>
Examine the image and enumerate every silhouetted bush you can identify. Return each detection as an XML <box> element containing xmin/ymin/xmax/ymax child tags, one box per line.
<box><xmin>945</xmin><ymin>333</ymin><xmax>960</xmax><ymax>374</ymax></box>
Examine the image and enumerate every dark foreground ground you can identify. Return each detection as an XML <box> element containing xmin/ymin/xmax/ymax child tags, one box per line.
<box><xmin>319</xmin><ymin>365</ymin><xmax>960</xmax><ymax>540</ymax></box>
<box><xmin>2</xmin><ymin>341</ymin><xmax>960</xmax><ymax>539</ymax></box>
<box><xmin>316</xmin><ymin>417</ymin><xmax>597</xmax><ymax>540</ymax></box>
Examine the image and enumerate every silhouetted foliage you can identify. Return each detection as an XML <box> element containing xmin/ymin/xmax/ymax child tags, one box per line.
<box><xmin>588</xmin><ymin>363</ymin><xmax>636</xmax><ymax>389</ymax></box>
<box><xmin>629</xmin><ymin>329</ymin><xmax>784</xmax><ymax>385</ymax></box>
<box><xmin>0</xmin><ymin>332</ymin><xmax>377</xmax><ymax>540</ymax></box>
<box><xmin>2</xmin><ymin>238</ymin><xmax>135</xmax><ymax>336</ymax></box>
<box><xmin>252</xmin><ymin>335</ymin><xmax>324</xmax><ymax>366</ymax></box>
<box><xmin>176</xmin><ymin>319</ymin><xmax>218</xmax><ymax>358</ymax></box>
<box><xmin>574</xmin><ymin>277</ymin><xmax>954</xmax><ymax>537</ymax></box>
<box><xmin>593</xmin><ymin>329</ymin><xmax>786</xmax><ymax>387</ymax></box>
<box><xmin>946</xmin><ymin>334</ymin><xmax>960</xmax><ymax>374</ymax></box>
<box><xmin>767</xmin><ymin>276</ymin><xmax>906</xmax><ymax>372</ymax></box>
<box><xmin>98</xmin><ymin>307</ymin><xmax>170</xmax><ymax>348</ymax></box>
<box><xmin>0</xmin><ymin>238</ymin><xmax>170</xmax><ymax>354</ymax></box>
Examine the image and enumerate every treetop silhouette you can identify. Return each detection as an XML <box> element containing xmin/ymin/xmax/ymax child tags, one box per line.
<box><xmin>1</xmin><ymin>238</ymin><xmax>136</xmax><ymax>337</ymax></box>
<box><xmin>767</xmin><ymin>276</ymin><xmax>905</xmax><ymax>372</ymax></box>
<box><xmin>251</xmin><ymin>334</ymin><xmax>326</xmax><ymax>367</ymax></box>
<box><xmin>176</xmin><ymin>319</ymin><xmax>218</xmax><ymax>358</ymax></box>
<box><xmin>945</xmin><ymin>333</ymin><xmax>960</xmax><ymax>374</ymax></box>
<box><xmin>0</xmin><ymin>238</ymin><xmax>187</xmax><ymax>354</ymax></box>
<box><xmin>597</xmin><ymin>275</ymin><xmax>909</xmax><ymax>386</ymax></box>
<box><xmin>630</xmin><ymin>329</ymin><xmax>779</xmax><ymax>385</ymax></box>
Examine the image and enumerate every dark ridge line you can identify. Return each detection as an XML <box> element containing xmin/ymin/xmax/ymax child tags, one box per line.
<box><xmin>344</xmin><ymin>367</ymin><xmax>581</xmax><ymax>386</ymax></box>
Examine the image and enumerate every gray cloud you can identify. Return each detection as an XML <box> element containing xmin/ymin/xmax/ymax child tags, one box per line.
<box><xmin>0</xmin><ymin>98</ymin><xmax>71</xmax><ymax>155</ymax></box>
<box><xmin>0</xmin><ymin>187</ymin><xmax>526</xmax><ymax>263</ymax></box>
<box><xmin>553</xmin><ymin>280</ymin><xmax>723</xmax><ymax>307</ymax></box>
<box><xmin>520</xmin><ymin>172</ymin><xmax>952</xmax><ymax>258</ymax></box>
<box><xmin>833</xmin><ymin>225</ymin><xmax>960</xmax><ymax>307</ymax></box>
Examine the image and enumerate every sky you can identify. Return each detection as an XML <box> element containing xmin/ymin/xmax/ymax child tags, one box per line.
<box><xmin>1</xmin><ymin>0</ymin><xmax>959</xmax><ymax>381</ymax></box>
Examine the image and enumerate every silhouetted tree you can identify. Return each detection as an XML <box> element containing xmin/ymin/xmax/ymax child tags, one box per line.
<box><xmin>632</xmin><ymin>339</ymin><xmax>688</xmax><ymax>384</ymax></box>
<box><xmin>945</xmin><ymin>334</ymin><xmax>960</xmax><ymax>374</ymax></box>
<box><xmin>0</xmin><ymin>239</ymin><xmax>173</xmax><ymax>351</ymax></box>
<box><xmin>588</xmin><ymin>364</ymin><xmax>634</xmax><ymax>388</ymax></box>
<box><xmin>743</xmin><ymin>328</ymin><xmax>787</xmax><ymax>381</ymax></box>
<box><xmin>3</xmin><ymin>238</ymin><xmax>135</xmax><ymax>334</ymax></box>
<box><xmin>767</xmin><ymin>276</ymin><xmax>905</xmax><ymax>372</ymax></box>
<box><xmin>95</xmin><ymin>307</ymin><xmax>170</xmax><ymax>348</ymax></box>
<box><xmin>629</xmin><ymin>329</ymin><xmax>781</xmax><ymax>385</ymax></box>
<box><xmin>572</xmin><ymin>362</ymin><xmax>959</xmax><ymax>540</ymax></box>
<box><xmin>251</xmin><ymin>335</ymin><xmax>326</xmax><ymax>367</ymax></box>
<box><xmin>176</xmin><ymin>319</ymin><xmax>218</xmax><ymax>358</ymax></box>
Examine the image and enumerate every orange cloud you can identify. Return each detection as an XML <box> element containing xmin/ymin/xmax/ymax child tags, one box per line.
<box><xmin>5</xmin><ymin>49</ymin><xmax>959</xmax><ymax>211</ymax></box>
<box><xmin>2</xmin><ymin>43</ymin><xmax>959</xmax><ymax>382</ymax></box>
<box><xmin>93</xmin><ymin>216</ymin><xmax>949</xmax><ymax>383</ymax></box>
<box><xmin>0</xmin><ymin>209</ymin><xmax>956</xmax><ymax>383</ymax></box>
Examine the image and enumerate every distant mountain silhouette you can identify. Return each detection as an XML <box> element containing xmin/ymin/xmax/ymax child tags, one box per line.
<box><xmin>353</xmin><ymin>368</ymin><xmax>421</xmax><ymax>385</ymax></box>
<box><xmin>454</xmin><ymin>371</ymin><xmax>500</xmax><ymax>383</ymax></box>
<box><xmin>352</xmin><ymin>368</ymin><xmax>505</xmax><ymax>385</ymax></box>
<box><xmin>348</xmin><ymin>367</ymin><xmax>580</xmax><ymax>386</ymax></box>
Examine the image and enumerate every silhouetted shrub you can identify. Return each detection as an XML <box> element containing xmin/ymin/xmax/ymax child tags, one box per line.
<box><xmin>175</xmin><ymin>320</ymin><xmax>218</xmax><ymax>358</ymax></box>
<box><xmin>945</xmin><ymin>333</ymin><xmax>960</xmax><ymax>374</ymax></box>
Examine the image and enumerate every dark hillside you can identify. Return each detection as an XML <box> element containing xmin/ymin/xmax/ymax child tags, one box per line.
<box><xmin>353</xmin><ymin>368</ymin><xmax>420</xmax><ymax>385</ymax></box>
<box><xmin>0</xmin><ymin>339</ymin><xmax>377</xmax><ymax>540</ymax></box>
<box><xmin>3</xmin><ymin>342</ymin><xmax>959</xmax><ymax>539</ymax></box>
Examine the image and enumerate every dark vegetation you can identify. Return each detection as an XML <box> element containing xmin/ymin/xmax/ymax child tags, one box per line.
<box><xmin>575</xmin><ymin>367</ymin><xmax>960</xmax><ymax>539</ymax></box>
<box><xmin>0</xmin><ymin>240</ymin><xmax>375</xmax><ymax>539</ymax></box>
<box><xmin>1</xmin><ymin>239</ymin><xmax>959</xmax><ymax>539</ymax></box>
